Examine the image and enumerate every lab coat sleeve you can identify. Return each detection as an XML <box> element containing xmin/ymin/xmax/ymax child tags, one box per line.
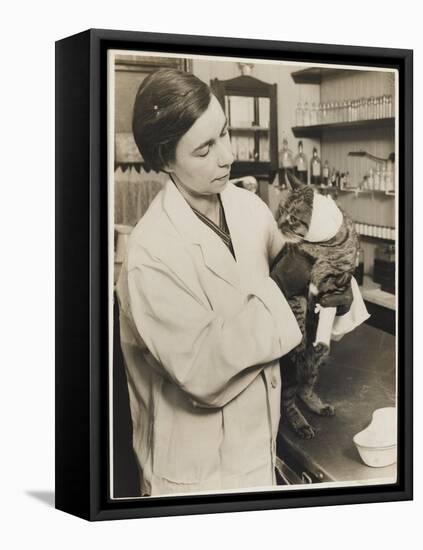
<box><xmin>127</xmin><ymin>258</ymin><xmax>302</xmax><ymax>408</ymax></box>
<box><xmin>257</xmin><ymin>194</ymin><xmax>285</xmax><ymax>264</ymax></box>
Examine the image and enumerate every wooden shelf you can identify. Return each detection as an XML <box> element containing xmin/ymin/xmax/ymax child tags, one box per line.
<box><xmin>230</xmin><ymin>161</ymin><xmax>276</xmax><ymax>180</ymax></box>
<box><xmin>338</xmin><ymin>188</ymin><xmax>395</xmax><ymax>197</ymax></box>
<box><xmin>309</xmin><ymin>185</ymin><xmax>395</xmax><ymax>198</ymax></box>
<box><xmin>292</xmin><ymin>118</ymin><xmax>394</xmax><ymax>138</ymax></box>
<box><xmin>229</xmin><ymin>126</ymin><xmax>269</xmax><ymax>132</ymax></box>
<box><xmin>291</xmin><ymin>68</ymin><xmax>353</xmax><ymax>84</ymax></box>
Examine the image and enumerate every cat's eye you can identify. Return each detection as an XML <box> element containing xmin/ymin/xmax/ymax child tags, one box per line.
<box><xmin>289</xmin><ymin>215</ymin><xmax>298</xmax><ymax>224</ymax></box>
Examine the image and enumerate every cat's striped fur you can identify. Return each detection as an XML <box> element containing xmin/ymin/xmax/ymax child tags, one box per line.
<box><xmin>275</xmin><ymin>172</ymin><xmax>358</xmax><ymax>439</ymax></box>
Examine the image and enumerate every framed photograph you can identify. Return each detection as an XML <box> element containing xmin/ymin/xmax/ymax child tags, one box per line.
<box><xmin>55</xmin><ymin>29</ymin><xmax>413</xmax><ymax>521</ymax></box>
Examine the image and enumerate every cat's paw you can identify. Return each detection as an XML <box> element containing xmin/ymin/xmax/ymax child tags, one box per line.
<box><xmin>320</xmin><ymin>404</ymin><xmax>335</xmax><ymax>416</ymax></box>
<box><xmin>297</xmin><ymin>424</ymin><xmax>316</xmax><ymax>439</ymax></box>
<box><xmin>314</xmin><ymin>342</ymin><xmax>329</xmax><ymax>357</ymax></box>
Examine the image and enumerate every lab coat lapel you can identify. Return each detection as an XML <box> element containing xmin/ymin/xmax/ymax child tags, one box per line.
<box><xmin>162</xmin><ymin>180</ymin><xmax>240</xmax><ymax>288</ymax></box>
<box><xmin>220</xmin><ymin>185</ymin><xmax>250</xmax><ymax>287</ymax></box>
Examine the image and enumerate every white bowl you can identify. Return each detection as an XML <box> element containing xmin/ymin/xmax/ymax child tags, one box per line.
<box><xmin>353</xmin><ymin>407</ymin><xmax>397</xmax><ymax>468</ymax></box>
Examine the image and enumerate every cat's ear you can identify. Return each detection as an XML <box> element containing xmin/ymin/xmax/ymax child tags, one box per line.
<box><xmin>285</xmin><ymin>168</ymin><xmax>307</xmax><ymax>191</ymax></box>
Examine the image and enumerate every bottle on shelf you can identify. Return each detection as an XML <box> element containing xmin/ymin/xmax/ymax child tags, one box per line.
<box><xmin>310</xmin><ymin>102</ymin><xmax>317</xmax><ymax>125</ymax></box>
<box><xmin>367</xmin><ymin>168</ymin><xmax>375</xmax><ymax>190</ymax></box>
<box><xmin>310</xmin><ymin>147</ymin><xmax>322</xmax><ymax>185</ymax></box>
<box><xmin>303</xmin><ymin>102</ymin><xmax>310</xmax><ymax>126</ymax></box>
<box><xmin>295</xmin><ymin>102</ymin><xmax>303</xmax><ymax>127</ymax></box>
<box><xmin>329</xmin><ymin>167</ymin><xmax>336</xmax><ymax>187</ymax></box>
<box><xmin>316</xmin><ymin>103</ymin><xmax>322</xmax><ymax>125</ymax></box>
<box><xmin>335</xmin><ymin>171</ymin><xmax>341</xmax><ymax>188</ymax></box>
<box><xmin>374</xmin><ymin>166</ymin><xmax>382</xmax><ymax>191</ymax></box>
<box><xmin>322</xmin><ymin>160</ymin><xmax>330</xmax><ymax>186</ymax></box>
<box><xmin>278</xmin><ymin>136</ymin><xmax>294</xmax><ymax>189</ymax></box>
<box><xmin>385</xmin><ymin>157</ymin><xmax>395</xmax><ymax>193</ymax></box>
<box><xmin>294</xmin><ymin>140</ymin><xmax>308</xmax><ymax>184</ymax></box>
<box><xmin>344</xmin><ymin>171</ymin><xmax>350</xmax><ymax>189</ymax></box>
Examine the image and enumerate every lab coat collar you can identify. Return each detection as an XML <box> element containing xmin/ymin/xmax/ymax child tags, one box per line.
<box><xmin>162</xmin><ymin>179</ymin><xmax>240</xmax><ymax>288</ymax></box>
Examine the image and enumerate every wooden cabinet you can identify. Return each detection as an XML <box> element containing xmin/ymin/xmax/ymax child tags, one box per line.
<box><xmin>211</xmin><ymin>75</ymin><xmax>278</xmax><ymax>181</ymax></box>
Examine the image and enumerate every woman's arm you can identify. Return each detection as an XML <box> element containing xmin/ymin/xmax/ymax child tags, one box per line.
<box><xmin>125</xmin><ymin>253</ymin><xmax>302</xmax><ymax>408</ymax></box>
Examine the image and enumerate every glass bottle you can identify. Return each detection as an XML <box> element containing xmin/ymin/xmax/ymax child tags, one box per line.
<box><xmin>320</xmin><ymin>103</ymin><xmax>328</xmax><ymax>124</ymax></box>
<box><xmin>317</xmin><ymin>103</ymin><xmax>323</xmax><ymax>125</ymax></box>
<box><xmin>347</xmin><ymin>100</ymin><xmax>352</xmax><ymax>122</ymax></box>
<box><xmin>294</xmin><ymin>140</ymin><xmax>308</xmax><ymax>184</ymax></box>
<box><xmin>310</xmin><ymin>102</ymin><xmax>317</xmax><ymax>125</ymax></box>
<box><xmin>295</xmin><ymin>102</ymin><xmax>303</xmax><ymax>127</ymax></box>
<box><xmin>329</xmin><ymin>167</ymin><xmax>336</xmax><ymax>187</ymax></box>
<box><xmin>385</xmin><ymin>157</ymin><xmax>395</xmax><ymax>193</ymax></box>
<box><xmin>367</xmin><ymin>97</ymin><xmax>373</xmax><ymax>120</ymax></box>
<box><xmin>303</xmin><ymin>101</ymin><xmax>310</xmax><ymax>126</ymax></box>
<box><xmin>367</xmin><ymin>168</ymin><xmax>375</xmax><ymax>190</ymax></box>
<box><xmin>382</xmin><ymin>95</ymin><xmax>388</xmax><ymax>118</ymax></box>
<box><xmin>342</xmin><ymin>99</ymin><xmax>348</xmax><ymax>123</ymax></box>
<box><xmin>374</xmin><ymin>166</ymin><xmax>382</xmax><ymax>191</ymax></box>
<box><xmin>328</xmin><ymin>101</ymin><xmax>335</xmax><ymax>124</ymax></box>
<box><xmin>310</xmin><ymin>147</ymin><xmax>322</xmax><ymax>185</ymax></box>
<box><xmin>278</xmin><ymin>136</ymin><xmax>294</xmax><ymax>189</ymax></box>
<box><xmin>373</xmin><ymin>97</ymin><xmax>377</xmax><ymax>118</ymax></box>
<box><xmin>344</xmin><ymin>171</ymin><xmax>350</xmax><ymax>189</ymax></box>
<box><xmin>333</xmin><ymin>101</ymin><xmax>339</xmax><ymax>123</ymax></box>
<box><xmin>322</xmin><ymin>160</ymin><xmax>330</xmax><ymax>186</ymax></box>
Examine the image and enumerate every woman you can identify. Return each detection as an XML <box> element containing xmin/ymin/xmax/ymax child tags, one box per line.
<box><xmin>116</xmin><ymin>68</ymin><xmax>353</xmax><ymax>496</ymax></box>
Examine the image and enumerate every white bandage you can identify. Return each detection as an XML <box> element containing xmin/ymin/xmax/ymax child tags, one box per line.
<box><xmin>306</xmin><ymin>193</ymin><xmax>343</xmax><ymax>243</ymax></box>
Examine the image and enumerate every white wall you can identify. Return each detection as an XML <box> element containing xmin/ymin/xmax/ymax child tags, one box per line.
<box><xmin>1</xmin><ymin>1</ymin><xmax>420</xmax><ymax>550</ymax></box>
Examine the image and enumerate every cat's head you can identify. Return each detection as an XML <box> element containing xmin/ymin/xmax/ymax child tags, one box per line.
<box><xmin>276</xmin><ymin>177</ymin><xmax>314</xmax><ymax>242</ymax></box>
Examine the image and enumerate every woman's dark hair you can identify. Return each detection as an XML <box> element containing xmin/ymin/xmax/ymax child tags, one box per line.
<box><xmin>132</xmin><ymin>68</ymin><xmax>212</xmax><ymax>172</ymax></box>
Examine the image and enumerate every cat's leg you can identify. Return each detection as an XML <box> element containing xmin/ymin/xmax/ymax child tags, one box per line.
<box><xmin>280</xmin><ymin>295</ymin><xmax>315</xmax><ymax>439</ymax></box>
<box><xmin>297</xmin><ymin>343</ymin><xmax>335</xmax><ymax>416</ymax></box>
<box><xmin>280</xmin><ymin>355</ymin><xmax>315</xmax><ymax>439</ymax></box>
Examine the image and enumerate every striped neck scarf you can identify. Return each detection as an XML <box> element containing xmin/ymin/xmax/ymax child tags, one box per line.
<box><xmin>191</xmin><ymin>197</ymin><xmax>236</xmax><ymax>260</ymax></box>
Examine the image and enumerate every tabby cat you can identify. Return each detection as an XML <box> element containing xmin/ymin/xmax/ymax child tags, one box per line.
<box><xmin>275</xmin><ymin>170</ymin><xmax>358</xmax><ymax>439</ymax></box>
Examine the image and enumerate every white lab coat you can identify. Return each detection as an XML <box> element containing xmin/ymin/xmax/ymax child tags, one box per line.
<box><xmin>116</xmin><ymin>179</ymin><xmax>368</xmax><ymax>496</ymax></box>
<box><xmin>116</xmin><ymin>179</ymin><xmax>303</xmax><ymax>495</ymax></box>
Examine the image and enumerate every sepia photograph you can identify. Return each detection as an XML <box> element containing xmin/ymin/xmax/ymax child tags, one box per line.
<box><xmin>108</xmin><ymin>49</ymin><xmax>399</xmax><ymax>500</ymax></box>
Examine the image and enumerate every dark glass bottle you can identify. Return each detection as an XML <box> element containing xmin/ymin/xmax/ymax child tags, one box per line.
<box><xmin>310</xmin><ymin>147</ymin><xmax>322</xmax><ymax>185</ymax></box>
<box><xmin>294</xmin><ymin>140</ymin><xmax>308</xmax><ymax>184</ymax></box>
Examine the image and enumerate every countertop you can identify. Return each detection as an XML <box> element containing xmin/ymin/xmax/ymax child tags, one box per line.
<box><xmin>277</xmin><ymin>322</ymin><xmax>396</xmax><ymax>484</ymax></box>
<box><xmin>360</xmin><ymin>275</ymin><xmax>396</xmax><ymax>311</ymax></box>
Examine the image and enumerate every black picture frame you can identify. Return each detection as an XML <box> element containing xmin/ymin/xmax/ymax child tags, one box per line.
<box><xmin>55</xmin><ymin>28</ymin><xmax>413</xmax><ymax>521</ymax></box>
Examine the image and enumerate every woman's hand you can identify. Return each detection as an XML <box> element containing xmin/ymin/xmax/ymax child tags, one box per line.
<box><xmin>318</xmin><ymin>275</ymin><xmax>353</xmax><ymax>316</ymax></box>
<box><xmin>270</xmin><ymin>247</ymin><xmax>313</xmax><ymax>299</ymax></box>
<box><xmin>319</xmin><ymin>286</ymin><xmax>353</xmax><ymax>315</ymax></box>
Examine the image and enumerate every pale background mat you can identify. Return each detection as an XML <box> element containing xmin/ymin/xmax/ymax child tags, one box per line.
<box><xmin>0</xmin><ymin>1</ymin><xmax>420</xmax><ymax>548</ymax></box>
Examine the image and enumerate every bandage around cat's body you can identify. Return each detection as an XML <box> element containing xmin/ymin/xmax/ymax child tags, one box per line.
<box><xmin>306</xmin><ymin>192</ymin><xmax>344</xmax><ymax>348</ymax></box>
<box><xmin>314</xmin><ymin>305</ymin><xmax>337</xmax><ymax>347</ymax></box>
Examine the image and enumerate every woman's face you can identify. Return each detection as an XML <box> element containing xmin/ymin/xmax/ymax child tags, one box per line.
<box><xmin>166</xmin><ymin>94</ymin><xmax>234</xmax><ymax>197</ymax></box>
